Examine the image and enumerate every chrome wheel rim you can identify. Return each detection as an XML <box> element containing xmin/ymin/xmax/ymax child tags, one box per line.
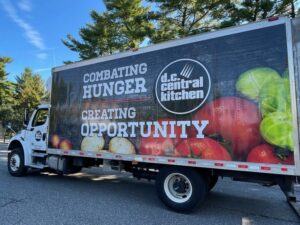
<box><xmin>10</xmin><ymin>154</ymin><xmax>21</xmax><ymax>172</ymax></box>
<box><xmin>163</xmin><ymin>173</ymin><xmax>192</xmax><ymax>203</ymax></box>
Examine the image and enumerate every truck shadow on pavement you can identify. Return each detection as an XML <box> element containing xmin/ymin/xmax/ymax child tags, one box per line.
<box><xmin>23</xmin><ymin>168</ymin><xmax>299</xmax><ymax>223</ymax></box>
<box><xmin>1</xmin><ymin>158</ymin><xmax>299</xmax><ymax>223</ymax></box>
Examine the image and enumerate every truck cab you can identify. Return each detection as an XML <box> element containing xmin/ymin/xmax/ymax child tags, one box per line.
<box><xmin>7</xmin><ymin>104</ymin><xmax>49</xmax><ymax>175</ymax></box>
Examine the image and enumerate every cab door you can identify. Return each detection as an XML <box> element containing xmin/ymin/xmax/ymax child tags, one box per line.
<box><xmin>26</xmin><ymin>108</ymin><xmax>49</xmax><ymax>151</ymax></box>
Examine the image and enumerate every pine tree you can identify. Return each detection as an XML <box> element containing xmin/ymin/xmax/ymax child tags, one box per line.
<box><xmin>63</xmin><ymin>0</ymin><xmax>153</xmax><ymax>60</ymax></box>
<box><xmin>15</xmin><ymin>67</ymin><xmax>46</xmax><ymax>110</ymax></box>
<box><xmin>219</xmin><ymin>0</ymin><xmax>299</xmax><ymax>28</ymax></box>
<box><xmin>0</xmin><ymin>56</ymin><xmax>16</xmax><ymax>130</ymax></box>
<box><xmin>6</xmin><ymin>67</ymin><xmax>47</xmax><ymax>130</ymax></box>
<box><xmin>149</xmin><ymin>0</ymin><xmax>232</xmax><ymax>43</ymax></box>
<box><xmin>0</xmin><ymin>56</ymin><xmax>14</xmax><ymax>106</ymax></box>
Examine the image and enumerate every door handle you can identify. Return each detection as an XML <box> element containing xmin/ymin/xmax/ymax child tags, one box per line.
<box><xmin>42</xmin><ymin>133</ymin><xmax>47</xmax><ymax>141</ymax></box>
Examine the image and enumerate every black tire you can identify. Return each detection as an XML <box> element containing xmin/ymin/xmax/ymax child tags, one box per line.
<box><xmin>7</xmin><ymin>148</ymin><xmax>28</xmax><ymax>177</ymax></box>
<box><xmin>156</xmin><ymin>167</ymin><xmax>208</xmax><ymax>212</ymax></box>
<box><xmin>208</xmin><ymin>175</ymin><xmax>218</xmax><ymax>191</ymax></box>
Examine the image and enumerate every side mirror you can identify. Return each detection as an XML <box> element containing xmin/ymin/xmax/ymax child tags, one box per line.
<box><xmin>6</xmin><ymin>122</ymin><xmax>11</xmax><ymax>129</ymax></box>
<box><xmin>23</xmin><ymin>120</ymin><xmax>28</xmax><ymax>128</ymax></box>
<box><xmin>6</xmin><ymin>122</ymin><xmax>16</xmax><ymax>134</ymax></box>
<box><xmin>23</xmin><ymin>109</ymin><xmax>29</xmax><ymax>128</ymax></box>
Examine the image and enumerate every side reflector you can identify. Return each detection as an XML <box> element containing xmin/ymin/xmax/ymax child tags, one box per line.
<box><xmin>238</xmin><ymin>164</ymin><xmax>248</xmax><ymax>169</ymax></box>
<box><xmin>188</xmin><ymin>160</ymin><xmax>196</xmax><ymax>165</ymax></box>
<box><xmin>261</xmin><ymin>166</ymin><xmax>271</xmax><ymax>171</ymax></box>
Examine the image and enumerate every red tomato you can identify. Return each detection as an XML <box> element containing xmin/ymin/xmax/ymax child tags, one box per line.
<box><xmin>139</xmin><ymin>137</ymin><xmax>174</xmax><ymax>156</ymax></box>
<box><xmin>59</xmin><ymin>139</ymin><xmax>72</xmax><ymax>150</ymax></box>
<box><xmin>191</xmin><ymin>97</ymin><xmax>262</xmax><ymax>160</ymax></box>
<box><xmin>139</xmin><ymin>118</ymin><xmax>181</xmax><ymax>156</ymax></box>
<box><xmin>175</xmin><ymin>137</ymin><xmax>231</xmax><ymax>160</ymax></box>
<box><xmin>175</xmin><ymin>140</ymin><xmax>192</xmax><ymax>157</ymax></box>
<box><xmin>247</xmin><ymin>144</ymin><xmax>281</xmax><ymax>164</ymax></box>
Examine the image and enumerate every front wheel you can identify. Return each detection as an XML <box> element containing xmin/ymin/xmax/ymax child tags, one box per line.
<box><xmin>8</xmin><ymin>148</ymin><xmax>27</xmax><ymax>176</ymax></box>
<box><xmin>156</xmin><ymin>167</ymin><xmax>208</xmax><ymax>212</ymax></box>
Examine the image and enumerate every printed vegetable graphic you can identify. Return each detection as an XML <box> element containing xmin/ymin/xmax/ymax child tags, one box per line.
<box><xmin>50</xmin><ymin>134</ymin><xmax>72</xmax><ymax>150</ymax></box>
<box><xmin>236</xmin><ymin>67</ymin><xmax>294</xmax><ymax>152</ymax></box>
<box><xmin>191</xmin><ymin>97</ymin><xmax>262</xmax><ymax>160</ymax></box>
<box><xmin>247</xmin><ymin>144</ymin><xmax>294</xmax><ymax>165</ymax></box>
<box><xmin>139</xmin><ymin>118</ymin><xmax>182</xmax><ymax>156</ymax></box>
<box><xmin>176</xmin><ymin>138</ymin><xmax>231</xmax><ymax>160</ymax></box>
<box><xmin>259</xmin><ymin>78</ymin><xmax>291</xmax><ymax>117</ymax></box>
<box><xmin>51</xmin><ymin>134</ymin><xmax>60</xmax><ymax>148</ymax></box>
<box><xmin>236</xmin><ymin>67</ymin><xmax>281</xmax><ymax>101</ymax></box>
<box><xmin>260</xmin><ymin>112</ymin><xmax>293</xmax><ymax>150</ymax></box>
<box><xmin>140</xmin><ymin>137</ymin><xmax>175</xmax><ymax>156</ymax></box>
<box><xmin>81</xmin><ymin>134</ymin><xmax>105</xmax><ymax>151</ymax></box>
<box><xmin>109</xmin><ymin>137</ymin><xmax>136</xmax><ymax>154</ymax></box>
<box><xmin>59</xmin><ymin>139</ymin><xmax>72</xmax><ymax>150</ymax></box>
<box><xmin>247</xmin><ymin>144</ymin><xmax>281</xmax><ymax>164</ymax></box>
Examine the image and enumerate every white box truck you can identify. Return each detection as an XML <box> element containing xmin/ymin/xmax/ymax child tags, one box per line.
<box><xmin>7</xmin><ymin>17</ymin><xmax>300</xmax><ymax>213</ymax></box>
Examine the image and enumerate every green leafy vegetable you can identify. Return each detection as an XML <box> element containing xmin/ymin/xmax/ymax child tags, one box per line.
<box><xmin>260</xmin><ymin>112</ymin><xmax>293</xmax><ymax>150</ymax></box>
<box><xmin>259</xmin><ymin>78</ymin><xmax>291</xmax><ymax>117</ymax></box>
<box><xmin>236</xmin><ymin>67</ymin><xmax>281</xmax><ymax>101</ymax></box>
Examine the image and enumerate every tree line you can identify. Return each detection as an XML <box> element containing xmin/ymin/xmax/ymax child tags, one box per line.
<box><xmin>0</xmin><ymin>57</ymin><xmax>48</xmax><ymax>132</ymax></box>
<box><xmin>63</xmin><ymin>0</ymin><xmax>299</xmax><ymax>60</ymax></box>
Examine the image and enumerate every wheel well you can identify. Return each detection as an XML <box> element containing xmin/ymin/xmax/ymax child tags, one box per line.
<box><xmin>8</xmin><ymin>140</ymin><xmax>23</xmax><ymax>151</ymax></box>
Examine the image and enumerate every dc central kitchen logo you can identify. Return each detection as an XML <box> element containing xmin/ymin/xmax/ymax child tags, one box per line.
<box><xmin>155</xmin><ymin>58</ymin><xmax>211</xmax><ymax>115</ymax></box>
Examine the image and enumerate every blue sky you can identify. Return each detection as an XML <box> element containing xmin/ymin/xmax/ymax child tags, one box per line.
<box><xmin>0</xmin><ymin>0</ymin><xmax>105</xmax><ymax>85</ymax></box>
<box><xmin>1</xmin><ymin>0</ymin><xmax>299</xmax><ymax>87</ymax></box>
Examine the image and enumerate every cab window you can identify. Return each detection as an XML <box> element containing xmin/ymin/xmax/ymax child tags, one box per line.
<box><xmin>32</xmin><ymin>109</ymin><xmax>48</xmax><ymax>127</ymax></box>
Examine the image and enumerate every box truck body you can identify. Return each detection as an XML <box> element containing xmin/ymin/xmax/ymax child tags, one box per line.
<box><xmin>7</xmin><ymin>17</ymin><xmax>300</xmax><ymax>213</ymax></box>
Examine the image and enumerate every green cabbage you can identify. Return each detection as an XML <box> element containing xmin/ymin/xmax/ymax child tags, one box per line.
<box><xmin>236</xmin><ymin>67</ymin><xmax>281</xmax><ymax>101</ymax></box>
<box><xmin>260</xmin><ymin>112</ymin><xmax>293</xmax><ymax>150</ymax></box>
<box><xmin>259</xmin><ymin>78</ymin><xmax>291</xmax><ymax>117</ymax></box>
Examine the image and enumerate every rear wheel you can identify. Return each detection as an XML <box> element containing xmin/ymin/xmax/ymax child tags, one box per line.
<box><xmin>156</xmin><ymin>167</ymin><xmax>208</xmax><ymax>212</ymax></box>
<box><xmin>8</xmin><ymin>148</ymin><xmax>27</xmax><ymax>176</ymax></box>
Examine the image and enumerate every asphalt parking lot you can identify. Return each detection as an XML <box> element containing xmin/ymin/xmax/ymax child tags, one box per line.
<box><xmin>0</xmin><ymin>143</ymin><xmax>299</xmax><ymax>225</ymax></box>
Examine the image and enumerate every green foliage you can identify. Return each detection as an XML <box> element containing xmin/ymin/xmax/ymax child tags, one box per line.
<box><xmin>149</xmin><ymin>0</ymin><xmax>232</xmax><ymax>43</ymax></box>
<box><xmin>63</xmin><ymin>0</ymin><xmax>153</xmax><ymax>60</ymax></box>
<box><xmin>219</xmin><ymin>0</ymin><xmax>298</xmax><ymax>28</ymax></box>
<box><xmin>63</xmin><ymin>0</ymin><xmax>299</xmax><ymax>58</ymax></box>
<box><xmin>63</xmin><ymin>11</ymin><xmax>121</xmax><ymax>59</ymax></box>
<box><xmin>15</xmin><ymin>67</ymin><xmax>46</xmax><ymax>110</ymax></box>
<box><xmin>12</xmin><ymin>68</ymin><xmax>47</xmax><ymax>130</ymax></box>
<box><xmin>105</xmin><ymin>0</ymin><xmax>154</xmax><ymax>48</ymax></box>
<box><xmin>0</xmin><ymin>65</ymin><xmax>47</xmax><ymax>131</ymax></box>
<box><xmin>0</xmin><ymin>57</ymin><xmax>16</xmax><ymax>129</ymax></box>
<box><xmin>0</xmin><ymin>57</ymin><xmax>14</xmax><ymax>106</ymax></box>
